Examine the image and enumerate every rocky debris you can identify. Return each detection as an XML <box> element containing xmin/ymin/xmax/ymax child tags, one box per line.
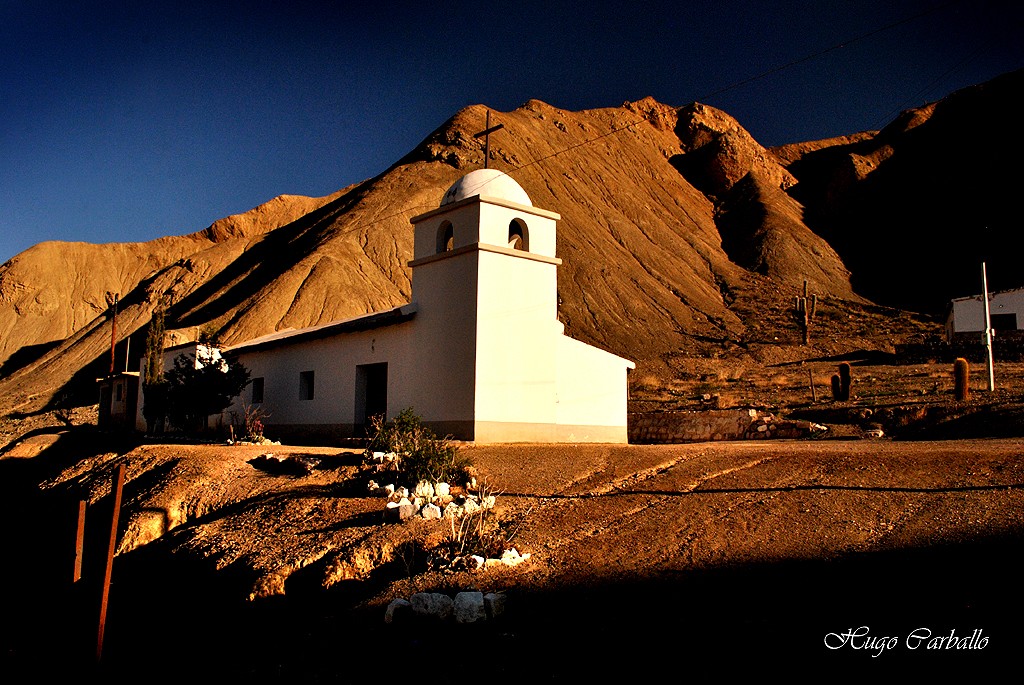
<box><xmin>232</xmin><ymin>436</ymin><xmax>282</xmax><ymax>446</ymax></box>
<box><xmin>366</xmin><ymin>477</ymin><xmax>497</xmax><ymax>523</ymax></box>
<box><xmin>449</xmin><ymin>548</ymin><xmax>531</xmax><ymax>572</ymax></box>
<box><xmin>744</xmin><ymin>414</ymin><xmax>828</xmax><ymax>440</ymax></box>
<box><xmin>630</xmin><ymin>409</ymin><xmax>827</xmax><ymax>443</ymax></box>
<box><xmin>387</xmin><ymin>591</ymin><xmax>506</xmax><ymax>625</ymax></box>
<box><xmin>864</xmin><ymin>427</ymin><xmax>885</xmax><ymax>439</ymax></box>
<box><xmin>248</xmin><ymin>453</ymin><xmax>315</xmax><ymax>475</ymax></box>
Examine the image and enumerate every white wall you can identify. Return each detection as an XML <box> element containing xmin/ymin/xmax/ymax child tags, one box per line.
<box><xmin>949</xmin><ymin>289</ymin><xmax>1024</xmax><ymax>340</ymax></box>
<box><xmin>477</xmin><ymin>202</ymin><xmax>558</xmax><ymax>258</ymax></box>
<box><xmin>555</xmin><ymin>335</ymin><xmax>633</xmax><ymax>436</ymax></box>
<box><xmin>474</xmin><ymin>250</ymin><xmax>559</xmax><ymax>428</ymax></box>
<box><xmin>407</xmin><ymin>252</ymin><xmax>478</xmax><ymax>430</ymax></box>
<box><xmin>231</xmin><ymin>321</ymin><xmax>415</xmax><ymax>432</ymax></box>
<box><xmin>413</xmin><ymin>202</ymin><xmax>481</xmax><ymax>259</ymax></box>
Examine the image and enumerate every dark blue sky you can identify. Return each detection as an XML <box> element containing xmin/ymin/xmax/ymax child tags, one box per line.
<box><xmin>2</xmin><ymin>0</ymin><xmax>1021</xmax><ymax>264</ymax></box>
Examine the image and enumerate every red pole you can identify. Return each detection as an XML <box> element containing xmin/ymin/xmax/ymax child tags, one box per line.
<box><xmin>96</xmin><ymin>464</ymin><xmax>125</xmax><ymax>662</ymax></box>
<box><xmin>73</xmin><ymin>500</ymin><xmax>86</xmax><ymax>583</ymax></box>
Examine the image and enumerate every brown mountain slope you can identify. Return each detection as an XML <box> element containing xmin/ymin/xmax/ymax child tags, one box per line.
<box><xmin>671</xmin><ymin>102</ymin><xmax>857</xmax><ymax>297</ymax></box>
<box><xmin>777</xmin><ymin>68</ymin><xmax>1024</xmax><ymax>312</ymax></box>
<box><xmin>0</xmin><ymin>192</ymin><xmax>343</xmax><ymax>371</ymax></box>
<box><xmin>0</xmin><ymin>96</ymin><xmax>881</xmax><ymax>413</ymax></box>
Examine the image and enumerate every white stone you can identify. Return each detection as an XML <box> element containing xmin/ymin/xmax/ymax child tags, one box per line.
<box><xmin>462</xmin><ymin>498</ymin><xmax>481</xmax><ymax>515</ymax></box>
<box><xmin>481</xmin><ymin>495</ymin><xmax>496</xmax><ymax>509</ymax></box>
<box><xmin>484</xmin><ymin>592</ymin><xmax>506</xmax><ymax>619</ymax></box>
<box><xmin>434</xmin><ymin>482</ymin><xmax>451</xmax><ymax>497</ymax></box>
<box><xmin>414</xmin><ymin>480</ymin><xmax>435</xmax><ymax>499</ymax></box>
<box><xmin>385</xmin><ymin>499</ymin><xmax>417</xmax><ymax>522</ymax></box>
<box><xmin>469</xmin><ymin>555</ymin><xmax>485</xmax><ymax>569</ymax></box>
<box><xmin>383</xmin><ymin>484</ymin><xmax>396</xmax><ymax>496</ymax></box>
<box><xmin>443</xmin><ymin>502</ymin><xmax>462</xmax><ymax>519</ymax></box>
<box><xmin>500</xmin><ymin>548</ymin><xmax>530</xmax><ymax>566</ymax></box>
<box><xmin>453</xmin><ymin>592</ymin><xmax>486</xmax><ymax>624</ymax></box>
<box><xmin>396</xmin><ymin>487</ymin><xmax>409</xmax><ymax>500</ymax></box>
<box><xmin>384</xmin><ymin>598</ymin><xmax>412</xmax><ymax>624</ymax></box>
<box><xmin>421</xmin><ymin>503</ymin><xmax>442</xmax><ymax>520</ymax></box>
<box><xmin>410</xmin><ymin>592</ymin><xmax>454</xmax><ymax>620</ymax></box>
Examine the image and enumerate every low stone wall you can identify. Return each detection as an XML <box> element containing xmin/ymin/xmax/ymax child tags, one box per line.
<box><xmin>628</xmin><ymin>409</ymin><xmax>820</xmax><ymax>444</ymax></box>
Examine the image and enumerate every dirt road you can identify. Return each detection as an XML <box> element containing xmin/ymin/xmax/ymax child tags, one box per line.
<box><xmin>3</xmin><ymin>436</ymin><xmax>1022</xmax><ymax>680</ymax></box>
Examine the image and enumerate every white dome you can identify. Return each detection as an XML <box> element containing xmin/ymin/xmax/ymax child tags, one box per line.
<box><xmin>440</xmin><ymin>169</ymin><xmax>532</xmax><ymax>207</ymax></box>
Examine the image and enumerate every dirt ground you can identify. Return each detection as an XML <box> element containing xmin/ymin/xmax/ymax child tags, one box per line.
<box><xmin>3</xmin><ymin>426</ymin><xmax>1023</xmax><ymax>681</ymax></box>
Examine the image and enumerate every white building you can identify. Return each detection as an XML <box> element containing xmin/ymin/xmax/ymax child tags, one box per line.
<box><xmin>141</xmin><ymin>170</ymin><xmax>634</xmax><ymax>443</ymax></box>
<box><xmin>946</xmin><ymin>287</ymin><xmax>1024</xmax><ymax>343</ymax></box>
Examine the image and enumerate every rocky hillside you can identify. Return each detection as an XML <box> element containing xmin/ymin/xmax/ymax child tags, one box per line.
<box><xmin>2</xmin><ymin>69</ymin><xmax>1021</xmax><ymax>412</ymax></box>
<box><xmin>774</xmin><ymin>68</ymin><xmax>1024</xmax><ymax>311</ymax></box>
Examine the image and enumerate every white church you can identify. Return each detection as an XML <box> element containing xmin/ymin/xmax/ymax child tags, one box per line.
<box><xmin>138</xmin><ymin>169</ymin><xmax>634</xmax><ymax>443</ymax></box>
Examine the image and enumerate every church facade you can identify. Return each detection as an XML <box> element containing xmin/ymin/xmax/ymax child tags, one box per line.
<box><xmin>144</xmin><ymin>169</ymin><xmax>634</xmax><ymax>443</ymax></box>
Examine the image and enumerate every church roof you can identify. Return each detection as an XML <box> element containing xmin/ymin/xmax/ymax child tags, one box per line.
<box><xmin>440</xmin><ymin>169</ymin><xmax>532</xmax><ymax>207</ymax></box>
<box><xmin>226</xmin><ymin>304</ymin><xmax>417</xmax><ymax>354</ymax></box>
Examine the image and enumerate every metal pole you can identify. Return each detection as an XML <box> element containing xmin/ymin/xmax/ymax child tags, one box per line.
<box><xmin>982</xmin><ymin>262</ymin><xmax>995</xmax><ymax>391</ymax></box>
<box><xmin>109</xmin><ymin>294</ymin><xmax>119</xmax><ymax>376</ymax></box>
<box><xmin>97</xmin><ymin>464</ymin><xmax>125</xmax><ymax>662</ymax></box>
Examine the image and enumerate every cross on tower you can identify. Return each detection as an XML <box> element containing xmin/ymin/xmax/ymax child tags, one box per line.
<box><xmin>473</xmin><ymin>110</ymin><xmax>504</xmax><ymax>169</ymax></box>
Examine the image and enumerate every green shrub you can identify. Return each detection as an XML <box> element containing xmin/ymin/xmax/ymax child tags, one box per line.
<box><xmin>364</xmin><ymin>408</ymin><xmax>472</xmax><ymax>484</ymax></box>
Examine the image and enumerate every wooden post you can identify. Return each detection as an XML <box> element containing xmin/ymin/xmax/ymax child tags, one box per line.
<box><xmin>808</xmin><ymin>368</ymin><xmax>817</xmax><ymax>403</ymax></box>
<box><xmin>97</xmin><ymin>464</ymin><xmax>125</xmax><ymax>662</ymax></box>
<box><xmin>73</xmin><ymin>499</ymin><xmax>86</xmax><ymax>583</ymax></box>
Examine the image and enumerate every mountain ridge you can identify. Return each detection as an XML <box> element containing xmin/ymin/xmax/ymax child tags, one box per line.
<box><xmin>2</xmin><ymin>69</ymin><xmax>1021</xmax><ymax>413</ymax></box>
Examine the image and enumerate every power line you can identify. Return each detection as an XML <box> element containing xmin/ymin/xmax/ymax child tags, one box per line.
<box><xmin>873</xmin><ymin>44</ymin><xmax>988</xmax><ymax>130</ymax></box>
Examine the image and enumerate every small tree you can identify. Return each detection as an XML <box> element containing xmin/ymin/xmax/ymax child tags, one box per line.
<box><xmin>166</xmin><ymin>347</ymin><xmax>250</xmax><ymax>434</ymax></box>
<box><xmin>142</xmin><ymin>301</ymin><xmax>169</xmax><ymax>434</ymax></box>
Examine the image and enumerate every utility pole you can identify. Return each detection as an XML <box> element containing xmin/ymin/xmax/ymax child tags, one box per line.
<box><xmin>108</xmin><ymin>293</ymin><xmax>119</xmax><ymax>376</ymax></box>
<box><xmin>982</xmin><ymin>262</ymin><xmax>995</xmax><ymax>391</ymax></box>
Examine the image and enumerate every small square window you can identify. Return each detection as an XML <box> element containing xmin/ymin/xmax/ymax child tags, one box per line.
<box><xmin>299</xmin><ymin>371</ymin><xmax>315</xmax><ymax>401</ymax></box>
<box><xmin>251</xmin><ymin>377</ymin><xmax>265</xmax><ymax>404</ymax></box>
